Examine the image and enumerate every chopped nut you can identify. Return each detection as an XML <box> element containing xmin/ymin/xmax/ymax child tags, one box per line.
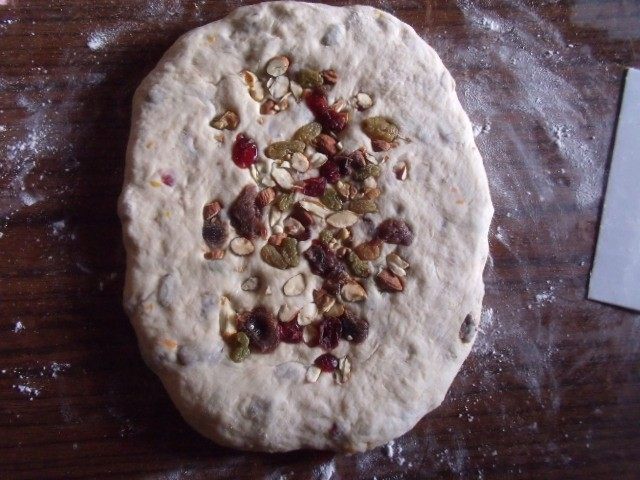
<box><xmin>331</xmin><ymin>98</ymin><xmax>348</xmax><ymax>112</ymax></box>
<box><xmin>363</xmin><ymin>176</ymin><xmax>378</xmax><ymax>190</ymax></box>
<box><xmin>278</xmin><ymin>304</ymin><xmax>299</xmax><ymax>323</ymax></box>
<box><xmin>290</xmin><ymin>80</ymin><xmax>303</xmax><ymax>101</ymax></box>
<box><xmin>355</xmin><ymin>92</ymin><xmax>373</xmax><ymax>110</ymax></box>
<box><xmin>290</xmin><ymin>152</ymin><xmax>310</xmax><ymax>172</ymax></box>
<box><xmin>387</xmin><ymin>252</ymin><xmax>409</xmax><ymax>269</ymax></box>
<box><xmin>268</xmin><ymin>233</ymin><xmax>287</xmax><ymax>246</ymax></box>
<box><xmin>321</xmin><ymin>69</ymin><xmax>338</xmax><ymax>85</ymax></box>
<box><xmin>303</xmin><ymin>323</ymin><xmax>319</xmax><ymax>344</ymax></box>
<box><xmin>272</xmin><ymin>225</ymin><xmax>284</xmax><ymax>234</ymax></box>
<box><xmin>313</xmin><ymin>289</ymin><xmax>336</xmax><ymax>313</ymax></box>
<box><xmin>371</xmin><ymin>139</ymin><xmax>394</xmax><ymax>152</ymax></box>
<box><xmin>335</xmin><ymin>180</ymin><xmax>351</xmax><ymax>199</ymax></box>
<box><xmin>336</xmin><ymin>228</ymin><xmax>350</xmax><ymax>240</ymax></box>
<box><xmin>283</xmin><ymin>216</ymin><xmax>304</xmax><ymax>236</ymax></box>
<box><xmin>256</xmin><ymin>187</ymin><xmax>276</xmax><ymax>208</ymax></box>
<box><xmin>267</xmin><ymin>75</ymin><xmax>290</xmax><ymax>100</ymax></box>
<box><xmin>310</xmin><ymin>152</ymin><xmax>329</xmax><ymax>168</ymax></box>
<box><xmin>300</xmin><ymin>199</ymin><xmax>331</xmax><ymax>218</ymax></box>
<box><xmin>204</xmin><ymin>249</ymin><xmax>225</xmax><ymax>260</ymax></box>
<box><xmin>335</xmin><ymin>356</ymin><xmax>351</xmax><ymax>384</ymax></box>
<box><xmin>283</xmin><ymin>273</ymin><xmax>306</xmax><ymax>296</ymax></box>
<box><xmin>325</xmin><ymin>301</ymin><xmax>345</xmax><ymax>318</ymax></box>
<box><xmin>210</xmin><ymin>110</ymin><xmax>239</xmax><ymax>130</ymax></box>
<box><xmin>219</xmin><ymin>296</ymin><xmax>237</xmax><ymax>338</ymax></box>
<box><xmin>306</xmin><ymin>365</ymin><xmax>322</xmax><ymax>383</ymax></box>
<box><xmin>394</xmin><ymin>161</ymin><xmax>408</xmax><ymax>180</ymax></box>
<box><xmin>242</xmin><ymin>70</ymin><xmax>265</xmax><ymax>101</ymax></box>
<box><xmin>354</xmin><ymin>240</ymin><xmax>382</xmax><ymax>261</ymax></box>
<box><xmin>341</xmin><ymin>281</ymin><xmax>367</xmax><ymax>302</ymax></box>
<box><xmin>261</xmin><ymin>99</ymin><xmax>278</xmax><ymax>115</ymax></box>
<box><xmin>277</xmin><ymin>96</ymin><xmax>290</xmax><ymax>112</ymax></box>
<box><xmin>327</xmin><ymin>210</ymin><xmax>359</xmax><ymax>228</ymax></box>
<box><xmin>266</xmin><ymin>55</ymin><xmax>290</xmax><ymax>77</ymax></box>
<box><xmin>241</xmin><ymin>276</ymin><xmax>260</xmax><ymax>291</ymax></box>
<box><xmin>269</xmin><ymin>207</ymin><xmax>283</xmax><ymax>228</ymax></box>
<box><xmin>376</xmin><ymin>268</ymin><xmax>404</xmax><ymax>292</ymax></box>
<box><xmin>298</xmin><ymin>304</ymin><xmax>317</xmax><ymax>326</ymax></box>
<box><xmin>315</xmin><ymin>133</ymin><xmax>338</xmax><ymax>156</ymax></box>
<box><xmin>363</xmin><ymin>187</ymin><xmax>381</xmax><ymax>200</ymax></box>
<box><xmin>271</xmin><ymin>167</ymin><xmax>295</xmax><ymax>190</ymax></box>
<box><xmin>230</xmin><ymin>237</ymin><xmax>255</xmax><ymax>256</ymax></box>
<box><xmin>388</xmin><ymin>262</ymin><xmax>407</xmax><ymax>277</ymax></box>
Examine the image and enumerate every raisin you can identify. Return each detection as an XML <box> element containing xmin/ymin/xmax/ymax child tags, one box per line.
<box><xmin>346</xmin><ymin>251</ymin><xmax>371</xmax><ymax>278</ymax></box>
<box><xmin>290</xmin><ymin>203</ymin><xmax>315</xmax><ymax>227</ymax></box>
<box><xmin>334</xmin><ymin>155</ymin><xmax>353</xmax><ymax>176</ymax></box>
<box><xmin>319</xmin><ymin>160</ymin><xmax>341</xmax><ymax>184</ymax></box>
<box><xmin>229</xmin><ymin>185</ymin><xmax>266</xmax><ymax>240</ymax></box>
<box><xmin>202</xmin><ymin>217</ymin><xmax>228</xmax><ymax>248</ymax></box>
<box><xmin>362</xmin><ymin>117</ymin><xmax>399</xmax><ymax>142</ymax></box>
<box><xmin>302</xmin><ymin>176</ymin><xmax>327</xmax><ymax>197</ymax></box>
<box><xmin>298</xmin><ymin>69</ymin><xmax>324</xmax><ymax>88</ymax></box>
<box><xmin>320</xmin><ymin>188</ymin><xmax>343</xmax><ymax>211</ymax></box>
<box><xmin>318</xmin><ymin>316</ymin><xmax>342</xmax><ymax>351</ymax></box>
<box><xmin>236</xmin><ymin>306</ymin><xmax>279</xmax><ymax>353</ymax></box>
<box><xmin>317</xmin><ymin>108</ymin><xmax>348</xmax><ymax>132</ymax></box>
<box><xmin>304</xmin><ymin>241</ymin><xmax>346</xmax><ymax>279</ymax></box>
<box><xmin>305</xmin><ymin>88</ymin><xmax>329</xmax><ymax>116</ymax></box>
<box><xmin>349</xmin><ymin>149</ymin><xmax>367</xmax><ymax>170</ymax></box>
<box><xmin>375</xmin><ymin>218</ymin><xmax>414</xmax><ymax>246</ymax></box>
<box><xmin>340</xmin><ymin>309</ymin><xmax>369</xmax><ymax>343</ymax></box>
<box><xmin>293</xmin><ymin>122</ymin><xmax>322</xmax><ymax>144</ymax></box>
<box><xmin>314</xmin><ymin>353</ymin><xmax>339</xmax><ymax>372</ymax></box>
<box><xmin>232</xmin><ymin>133</ymin><xmax>258</xmax><ymax>168</ymax></box>
<box><xmin>278</xmin><ymin>319</ymin><xmax>303</xmax><ymax>343</ymax></box>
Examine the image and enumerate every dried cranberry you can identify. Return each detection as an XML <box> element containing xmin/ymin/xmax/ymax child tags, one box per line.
<box><xmin>302</xmin><ymin>176</ymin><xmax>327</xmax><ymax>197</ymax></box>
<box><xmin>340</xmin><ymin>309</ymin><xmax>369</xmax><ymax>343</ymax></box>
<box><xmin>161</xmin><ymin>173</ymin><xmax>175</xmax><ymax>186</ymax></box>
<box><xmin>202</xmin><ymin>217</ymin><xmax>228</xmax><ymax>248</ymax></box>
<box><xmin>229</xmin><ymin>185</ymin><xmax>267</xmax><ymax>239</ymax></box>
<box><xmin>319</xmin><ymin>160</ymin><xmax>341</xmax><ymax>184</ymax></box>
<box><xmin>318</xmin><ymin>316</ymin><xmax>342</xmax><ymax>351</ymax></box>
<box><xmin>314</xmin><ymin>353</ymin><xmax>339</xmax><ymax>372</ymax></box>
<box><xmin>317</xmin><ymin>109</ymin><xmax>348</xmax><ymax>132</ymax></box>
<box><xmin>304</xmin><ymin>241</ymin><xmax>346</xmax><ymax>279</ymax></box>
<box><xmin>290</xmin><ymin>203</ymin><xmax>315</xmax><ymax>227</ymax></box>
<box><xmin>278</xmin><ymin>319</ymin><xmax>303</xmax><ymax>343</ymax></box>
<box><xmin>236</xmin><ymin>306</ymin><xmax>279</xmax><ymax>353</ymax></box>
<box><xmin>232</xmin><ymin>133</ymin><xmax>258</xmax><ymax>169</ymax></box>
<box><xmin>375</xmin><ymin>218</ymin><xmax>414</xmax><ymax>246</ymax></box>
<box><xmin>305</xmin><ymin>88</ymin><xmax>329</xmax><ymax>116</ymax></box>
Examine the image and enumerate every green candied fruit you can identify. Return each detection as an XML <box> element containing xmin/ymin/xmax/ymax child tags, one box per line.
<box><xmin>319</xmin><ymin>228</ymin><xmax>334</xmax><ymax>245</ymax></box>
<box><xmin>280</xmin><ymin>237</ymin><xmax>300</xmax><ymax>268</ymax></box>
<box><xmin>348</xmin><ymin>198</ymin><xmax>378</xmax><ymax>214</ymax></box>
<box><xmin>236</xmin><ymin>332</ymin><xmax>250</xmax><ymax>347</ymax></box>
<box><xmin>352</xmin><ymin>164</ymin><xmax>381</xmax><ymax>181</ymax></box>
<box><xmin>260</xmin><ymin>244</ymin><xmax>289</xmax><ymax>269</ymax></box>
<box><xmin>297</xmin><ymin>69</ymin><xmax>324</xmax><ymax>88</ymax></box>
<box><xmin>362</xmin><ymin>117</ymin><xmax>399</xmax><ymax>142</ymax></box>
<box><xmin>320</xmin><ymin>188</ymin><xmax>343</xmax><ymax>211</ymax></box>
<box><xmin>347</xmin><ymin>251</ymin><xmax>371</xmax><ymax>278</ymax></box>
<box><xmin>276</xmin><ymin>192</ymin><xmax>296</xmax><ymax>211</ymax></box>
<box><xmin>265</xmin><ymin>140</ymin><xmax>305</xmax><ymax>160</ymax></box>
<box><xmin>231</xmin><ymin>345</ymin><xmax>250</xmax><ymax>363</ymax></box>
<box><xmin>293</xmin><ymin>122</ymin><xmax>322</xmax><ymax>145</ymax></box>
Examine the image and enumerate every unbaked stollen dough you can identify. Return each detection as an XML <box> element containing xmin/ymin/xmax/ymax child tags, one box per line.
<box><xmin>119</xmin><ymin>1</ymin><xmax>493</xmax><ymax>452</ymax></box>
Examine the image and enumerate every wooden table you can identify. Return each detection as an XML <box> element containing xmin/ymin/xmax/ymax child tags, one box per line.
<box><xmin>1</xmin><ymin>1</ymin><xmax>639</xmax><ymax>478</ymax></box>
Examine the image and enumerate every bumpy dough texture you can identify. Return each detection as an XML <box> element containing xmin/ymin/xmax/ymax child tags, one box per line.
<box><xmin>119</xmin><ymin>1</ymin><xmax>493</xmax><ymax>452</ymax></box>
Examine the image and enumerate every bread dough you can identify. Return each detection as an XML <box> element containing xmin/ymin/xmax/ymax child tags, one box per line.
<box><xmin>119</xmin><ymin>1</ymin><xmax>493</xmax><ymax>452</ymax></box>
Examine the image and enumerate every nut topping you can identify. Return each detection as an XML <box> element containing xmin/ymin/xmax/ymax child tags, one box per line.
<box><xmin>265</xmin><ymin>55</ymin><xmax>290</xmax><ymax>77</ymax></box>
<box><xmin>375</xmin><ymin>268</ymin><xmax>404</xmax><ymax>292</ymax></box>
<box><xmin>355</xmin><ymin>92</ymin><xmax>373</xmax><ymax>110</ymax></box>
<box><xmin>326</xmin><ymin>211</ymin><xmax>359</xmax><ymax>228</ymax></box>
<box><xmin>210</xmin><ymin>110</ymin><xmax>239</xmax><ymax>130</ymax></box>
<box><xmin>341</xmin><ymin>281</ymin><xmax>367</xmax><ymax>302</ymax></box>
<box><xmin>230</xmin><ymin>237</ymin><xmax>255</xmax><ymax>256</ymax></box>
<box><xmin>283</xmin><ymin>273</ymin><xmax>306</xmax><ymax>296</ymax></box>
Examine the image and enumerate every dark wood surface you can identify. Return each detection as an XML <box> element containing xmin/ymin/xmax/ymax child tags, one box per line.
<box><xmin>1</xmin><ymin>1</ymin><xmax>639</xmax><ymax>478</ymax></box>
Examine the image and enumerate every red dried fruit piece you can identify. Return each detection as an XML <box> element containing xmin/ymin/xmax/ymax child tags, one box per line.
<box><xmin>236</xmin><ymin>306</ymin><xmax>279</xmax><ymax>353</ymax></box>
<box><xmin>229</xmin><ymin>185</ymin><xmax>267</xmax><ymax>239</ymax></box>
<box><xmin>161</xmin><ymin>173</ymin><xmax>175</xmax><ymax>186</ymax></box>
<box><xmin>375</xmin><ymin>218</ymin><xmax>414</xmax><ymax>246</ymax></box>
<box><xmin>278</xmin><ymin>319</ymin><xmax>303</xmax><ymax>343</ymax></box>
<box><xmin>290</xmin><ymin>203</ymin><xmax>315</xmax><ymax>227</ymax></box>
<box><xmin>340</xmin><ymin>309</ymin><xmax>369</xmax><ymax>343</ymax></box>
<box><xmin>202</xmin><ymin>217</ymin><xmax>228</xmax><ymax>248</ymax></box>
<box><xmin>314</xmin><ymin>353</ymin><xmax>339</xmax><ymax>372</ymax></box>
<box><xmin>232</xmin><ymin>133</ymin><xmax>258</xmax><ymax>169</ymax></box>
<box><xmin>317</xmin><ymin>109</ymin><xmax>348</xmax><ymax>132</ymax></box>
<box><xmin>304</xmin><ymin>241</ymin><xmax>347</xmax><ymax>279</ymax></box>
<box><xmin>302</xmin><ymin>176</ymin><xmax>327</xmax><ymax>197</ymax></box>
<box><xmin>318</xmin><ymin>316</ymin><xmax>342</xmax><ymax>351</ymax></box>
<box><xmin>319</xmin><ymin>159</ymin><xmax>341</xmax><ymax>184</ymax></box>
<box><xmin>305</xmin><ymin>88</ymin><xmax>329</xmax><ymax>116</ymax></box>
<box><xmin>349</xmin><ymin>149</ymin><xmax>367</xmax><ymax>170</ymax></box>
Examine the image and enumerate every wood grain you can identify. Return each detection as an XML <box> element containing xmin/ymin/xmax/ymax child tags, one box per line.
<box><xmin>0</xmin><ymin>1</ymin><xmax>639</xmax><ymax>479</ymax></box>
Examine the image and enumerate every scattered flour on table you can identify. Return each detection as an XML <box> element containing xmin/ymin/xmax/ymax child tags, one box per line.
<box><xmin>15</xmin><ymin>384</ymin><xmax>40</xmax><ymax>400</ymax></box>
<box><xmin>313</xmin><ymin>458</ymin><xmax>336</xmax><ymax>480</ymax></box>
<box><xmin>13</xmin><ymin>320</ymin><xmax>25</xmax><ymax>333</ymax></box>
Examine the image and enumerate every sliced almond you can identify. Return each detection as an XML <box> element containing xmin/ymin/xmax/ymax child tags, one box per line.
<box><xmin>242</xmin><ymin>70</ymin><xmax>265</xmax><ymax>102</ymax></box>
<box><xmin>363</xmin><ymin>187</ymin><xmax>381</xmax><ymax>200</ymax></box>
<box><xmin>327</xmin><ymin>211</ymin><xmax>359</xmax><ymax>228</ymax></box>
<box><xmin>261</xmin><ymin>99</ymin><xmax>278</xmax><ymax>115</ymax></box>
<box><xmin>290</xmin><ymin>80</ymin><xmax>303</xmax><ymax>101</ymax></box>
<box><xmin>268</xmin><ymin>75</ymin><xmax>290</xmax><ymax>100</ymax></box>
<box><xmin>219</xmin><ymin>296</ymin><xmax>237</xmax><ymax>338</ymax></box>
<box><xmin>269</xmin><ymin>207</ymin><xmax>283</xmax><ymax>227</ymax></box>
<box><xmin>277</xmin><ymin>96</ymin><xmax>290</xmax><ymax>112</ymax></box>
<box><xmin>241</xmin><ymin>276</ymin><xmax>259</xmax><ymax>291</ymax></box>
<box><xmin>325</xmin><ymin>301</ymin><xmax>345</xmax><ymax>318</ymax></box>
<box><xmin>376</xmin><ymin>268</ymin><xmax>404</xmax><ymax>292</ymax></box>
<box><xmin>310</xmin><ymin>152</ymin><xmax>328</xmax><ymax>168</ymax></box>
<box><xmin>210</xmin><ymin>110</ymin><xmax>239</xmax><ymax>130</ymax></box>
<box><xmin>303</xmin><ymin>323</ymin><xmax>319</xmax><ymax>344</ymax></box>
<box><xmin>387</xmin><ymin>252</ymin><xmax>410</xmax><ymax>270</ymax></box>
<box><xmin>341</xmin><ymin>281</ymin><xmax>367</xmax><ymax>302</ymax></box>
<box><xmin>272</xmin><ymin>224</ymin><xmax>284</xmax><ymax>234</ymax></box>
<box><xmin>283</xmin><ymin>273</ymin><xmax>306</xmax><ymax>296</ymax></box>
<box><xmin>355</xmin><ymin>92</ymin><xmax>373</xmax><ymax>110</ymax></box>
<box><xmin>278</xmin><ymin>304</ymin><xmax>299</xmax><ymax>323</ymax></box>
<box><xmin>306</xmin><ymin>365</ymin><xmax>322</xmax><ymax>383</ymax></box>
<box><xmin>336</xmin><ymin>228</ymin><xmax>350</xmax><ymax>241</ymax></box>
<box><xmin>363</xmin><ymin>176</ymin><xmax>378</xmax><ymax>189</ymax></box>
<box><xmin>388</xmin><ymin>263</ymin><xmax>407</xmax><ymax>277</ymax></box>
<box><xmin>394</xmin><ymin>162</ymin><xmax>408</xmax><ymax>181</ymax></box>
<box><xmin>335</xmin><ymin>180</ymin><xmax>351</xmax><ymax>199</ymax></box>
<box><xmin>266</xmin><ymin>55</ymin><xmax>290</xmax><ymax>77</ymax></box>
<box><xmin>230</xmin><ymin>237</ymin><xmax>255</xmax><ymax>256</ymax></box>
<box><xmin>300</xmin><ymin>199</ymin><xmax>331</xmax><ymax>218</ymax></box>
<box><xmin>298</xmin><ymin>304</ymin><xmax>317</xmax><ymax>326</ymax></box>
<box><xmin>335</xmin><ymin>356</ymin><xmax>351</xmax><ymax>384</ymax></box>
<box><xmin>290</xmin><ymin>152</ymin><xmax>310</xmax><ymax>172</ymax></box>
<box><xmin>271</xmin><ymin>167</ymin><xmax>295</xmax><ymax>190</ymax></box>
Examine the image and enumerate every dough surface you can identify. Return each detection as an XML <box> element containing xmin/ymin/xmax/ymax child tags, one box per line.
<box><xmin>119</xmin><ymin>1</ymin><xmax>493</xmax><ymax>452</ymax></box>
